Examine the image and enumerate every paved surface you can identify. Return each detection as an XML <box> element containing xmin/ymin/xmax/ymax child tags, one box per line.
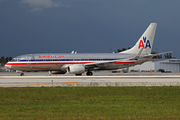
<box><xmin>0</xmin><ymin>74</ymin><xmax>180</xmax><ymax>87</ymax></box>
<box><xmin>1</xmin><ymin>71</ymin><xmax>180</xmax><ymax>76</ymax></box>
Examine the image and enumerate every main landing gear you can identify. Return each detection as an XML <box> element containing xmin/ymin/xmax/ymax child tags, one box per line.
<box><xmin>20</xmin><ymin>73</ymin><xmax>24</xmax><ymax>76</ymax></box>
<box><xmin>75</xmin><ymin>71</ymin><xmax>93</xmax><ymax>76</ymax></box>
<box><xmin>86</xmin><ymin>71</ymin><xmax>93</xmax><ymax>76</ymax></box>
<box><xmin>75</xmin><ymin>74</ymin><xmax>82</xmax><ymax>76</ymax></box>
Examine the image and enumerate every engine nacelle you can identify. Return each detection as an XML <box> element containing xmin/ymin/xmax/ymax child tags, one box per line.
<box><xmin>50</xmin><ymin>71</ymin><xmax>67</xmax><ymax>74</ymax></box>
<box><xmin>68</xmin><ymin>65</ymin><xmax>85</xmax><ymax>74</ymax></box>
<box><xmin>16</xmin><ymin>70</ymin><xmax>23</xmax><ymax>73</ymax></box>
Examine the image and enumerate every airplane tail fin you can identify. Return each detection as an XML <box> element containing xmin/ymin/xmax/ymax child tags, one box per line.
<box><xmin>121</xmin><ymin>23</ymin><xmax>157</xmax><ymax>55</ymax></box>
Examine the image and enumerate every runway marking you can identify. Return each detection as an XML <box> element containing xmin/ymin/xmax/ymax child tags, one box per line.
<box><xmin>0</xmin><ymin>82</ymin><xmax>79</xmax><ymax>87</ymax></box>
<box><xmin>1</xmin><ymin>75</ymin><xmax>180</xmax><ymax>79</ymax></box>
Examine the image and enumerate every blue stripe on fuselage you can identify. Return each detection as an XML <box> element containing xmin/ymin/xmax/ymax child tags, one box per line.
<box><xmin>11</xmin><ymin>58</ymin><xmax>127</xmax><ymax>62</ymax></box>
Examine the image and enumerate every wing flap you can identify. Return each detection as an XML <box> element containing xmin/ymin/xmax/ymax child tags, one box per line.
<box><xmin>84</xmin><ymin>60</ymin><xmax>120</xmax><ymax>68</ymax></box>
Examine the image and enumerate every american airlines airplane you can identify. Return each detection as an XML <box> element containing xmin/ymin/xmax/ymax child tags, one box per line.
<box><xmin>5</xmin><ymin>23</ymin><xmax>171</xmax><ymax>76</ymax></box>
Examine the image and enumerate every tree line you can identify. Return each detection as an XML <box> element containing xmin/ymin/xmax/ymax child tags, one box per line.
<box><xmin>0</xmin><ymin>56</ymin><xmax>12</xmax><ymax>66</ymax></box>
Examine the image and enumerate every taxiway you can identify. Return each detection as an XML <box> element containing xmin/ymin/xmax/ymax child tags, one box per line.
<box><xmin>0</xmin><ymin>75</ymin><xmax>180</xmax><ymax>87</ymax></box>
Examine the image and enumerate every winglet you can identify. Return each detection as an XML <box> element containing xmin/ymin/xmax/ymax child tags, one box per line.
<box><xmin>129</xmin><ymin>48</ymin><xmax>143</xmax><ymax>60</ymax></box>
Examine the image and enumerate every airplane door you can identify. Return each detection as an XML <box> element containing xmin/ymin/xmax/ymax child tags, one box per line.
<box><xmin>26</xmin><ymin>55</ymin><xmax>32</xmax><ymax>68</ymax></box>
<box><xmin>27</xmin><ymin>58</ymin><xmax>31</xmax><ymax>65</ymax></box>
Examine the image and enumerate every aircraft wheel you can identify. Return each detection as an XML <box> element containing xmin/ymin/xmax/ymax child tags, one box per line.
<box><xmin>75</xmin><ymin>74</ymin><xmax>82</xmax><ymax>76</ymax></box>
<box><xmin>86</xmin><ymin>71</ymin><xmax>93</xmax><ymax>76</ymax></box>
<box><xmin>20</xmin><ymin>73</ymin><xmax>24</xmax><ymax>76</ymax></box>
<box><xmin>48</xmin><ymin>71</ymin><xmax>52</xmax><ymax>76</ymax></box>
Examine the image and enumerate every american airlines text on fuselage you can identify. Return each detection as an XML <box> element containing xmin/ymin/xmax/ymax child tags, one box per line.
<box><xmin>39</xmin><ymin>55</ymin><xmax>65</xmax><ymax>59</ymax></box>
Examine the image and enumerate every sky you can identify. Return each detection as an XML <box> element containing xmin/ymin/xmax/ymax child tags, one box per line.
<box><xmin>0</xmin><ymin>0</ymin><xmax>180</xmax><ymax>58</ymax></box>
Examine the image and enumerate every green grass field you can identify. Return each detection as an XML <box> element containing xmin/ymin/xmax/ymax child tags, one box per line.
<box><xmin>0</xmin><ymin>87</ymin><xmax>180</xmax><ymax>119</ymax></box>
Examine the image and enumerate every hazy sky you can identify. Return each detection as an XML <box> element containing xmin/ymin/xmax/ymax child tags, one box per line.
<box><xmin>0</xmin><ymin>0</ymin><xmax>180</xmax><ymax>58</ymax></box>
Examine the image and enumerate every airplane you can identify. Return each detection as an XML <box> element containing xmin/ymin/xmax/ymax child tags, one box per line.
<box><xmin>5</xmin><ymin>23</ymin><xmax>171</xmax><ymax>76</ymax></box>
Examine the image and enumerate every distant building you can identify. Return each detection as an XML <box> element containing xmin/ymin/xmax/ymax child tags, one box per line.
<box><xmin>129</xmin><ymin>59</ymin><xmax>180</xmax><ymax>72</ymax></box>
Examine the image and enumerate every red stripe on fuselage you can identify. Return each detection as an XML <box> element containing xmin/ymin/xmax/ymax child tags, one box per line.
<box><xmin>6</xmin><ymin>61</ymin><xmax>135</xmax><ymax>66</ymax></box>
<box><xmin>113</xmin><ymin>61</ymin><xmax>135</xmax><ymax>64</ymax></box>
<box><xmin>5</xmin><ymin>62</ymin><xmax>93</xmax><ymax>65</ymax></box>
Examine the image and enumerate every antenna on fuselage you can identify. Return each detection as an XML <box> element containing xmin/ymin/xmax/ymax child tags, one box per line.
<box><xmin>71</xmin><ymin>51</ymin><xmax>74</xmax><ymax>54</ymax></box>
<box><xmin>41</xmin><ymin>47</ymin><xmax>44</xmax><ymax>53</ymax></box>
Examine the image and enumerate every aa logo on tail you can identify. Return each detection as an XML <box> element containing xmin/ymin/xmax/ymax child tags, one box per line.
<box><xmin>138</xmin><ymin>37</ymin><xmax>151</xmax><ymax>49</ymax></box>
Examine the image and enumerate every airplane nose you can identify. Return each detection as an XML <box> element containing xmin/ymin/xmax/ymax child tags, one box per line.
<box><xmin>5</xmin><ymin>64</ymin><xmax>12</xmax><ymax>69</ymax></box>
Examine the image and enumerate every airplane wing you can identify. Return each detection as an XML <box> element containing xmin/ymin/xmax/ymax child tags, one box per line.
<box><xmin>143</xmin><ymin>51</ymin><xmax>173</xmax><ymax>59</ymax></box>
<box><xmin>84</xmin><ymin>59</ymin><xmax>125</xmax><ymax>68</ymax></box>
<box><xmin>84</xmin><ymin>48</ymin><xmax>144</xmax><ymax>68</ymax></box>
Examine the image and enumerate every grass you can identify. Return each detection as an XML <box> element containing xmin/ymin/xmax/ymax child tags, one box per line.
<box><xmin>0</xmin><ymin>87</ymin><xmax>180</xmax><ymax>119</ymax></box>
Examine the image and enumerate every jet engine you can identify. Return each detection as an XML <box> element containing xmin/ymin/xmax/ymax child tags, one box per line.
<box><xmin>67</xmin><ymin>65</ymin><xmax>85</xmax><ymax>74</ymax></box>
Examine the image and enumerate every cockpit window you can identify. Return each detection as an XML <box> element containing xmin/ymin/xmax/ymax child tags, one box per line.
<box><xmin>11</xmin><ymin>54</ymin><xmax>35</xmax><ymax>61</ymax></box>
<box><xmin>12</xmin><ymin>58</ymin><xmax>21</xmax><ymax>61</ymax></box>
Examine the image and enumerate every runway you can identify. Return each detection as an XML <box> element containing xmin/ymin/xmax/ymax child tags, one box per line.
<box><xmin>0</xmin><ymin>75</ymin><xmax>180</xmax><ymax>87</ymax></box>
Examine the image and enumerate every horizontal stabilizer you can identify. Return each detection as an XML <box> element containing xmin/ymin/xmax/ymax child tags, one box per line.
<box><xmin>143</xmin><ymin>51</ymin><xmax>173</xmax><ymax>59</ymax></box>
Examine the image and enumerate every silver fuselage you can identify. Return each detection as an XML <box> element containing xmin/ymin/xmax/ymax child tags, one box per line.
<box><xmin>5</xmin><ymin>53</ymin><xmax>149</xmax><ymax>71</ymax></box>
